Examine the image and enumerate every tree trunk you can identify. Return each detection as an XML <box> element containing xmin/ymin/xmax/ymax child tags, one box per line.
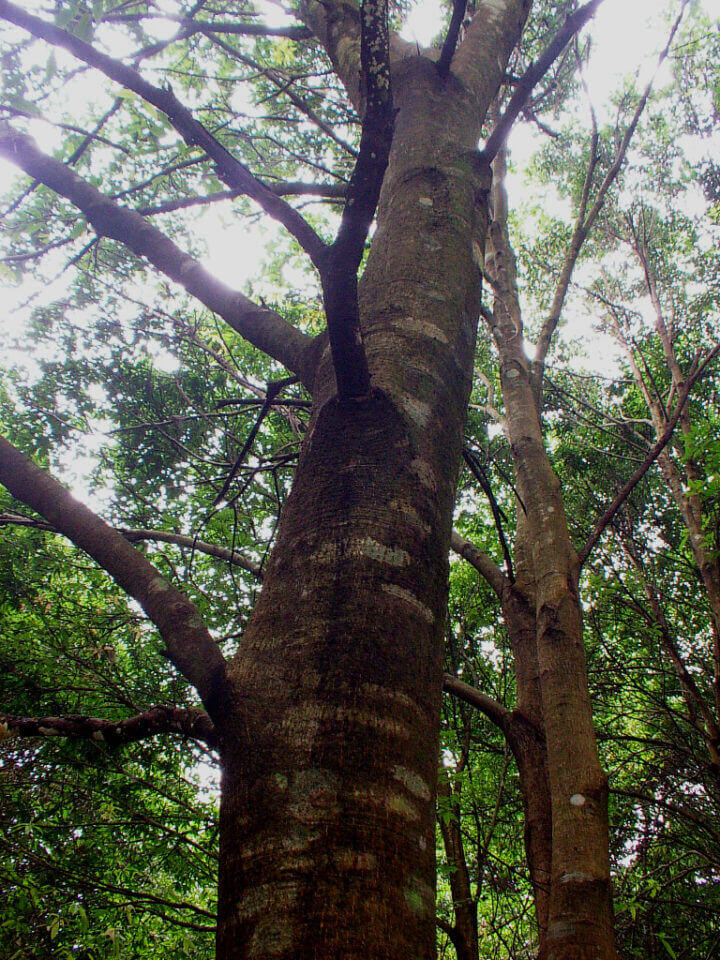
<box><xmin>503</xmin><ymin>579</ymin><xmax>552</xmax><ymax>953</ymax></box>
<box><xmin>216</xmin><ymin>60</ymin><xmax>491</xmax><ymax>960</ymax></box>
<box><xmin>438</xmin><ymin>769</ymin><xmax>479</xmax><ymax>960</ymax></box>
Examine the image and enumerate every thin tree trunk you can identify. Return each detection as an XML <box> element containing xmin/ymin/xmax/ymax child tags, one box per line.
<box><xmin>438</xmin><ymin>769</ymin><xmax>479</xmax><ymax>960</ymax></box>
<box><xmin>485</xmin><ymin>160</ymin><xmax>617</xmax><ymax>959</ymax></box>
<box><xmin>503</xmin><ymin>579</ymin><xmax>552</xmax><ymax>953</ymax></box>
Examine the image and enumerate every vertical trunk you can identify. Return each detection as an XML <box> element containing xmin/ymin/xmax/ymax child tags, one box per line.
<box><xmin>486</xmin><ymin>167</ymin><xmax>617</xmax><ymax>958</ymax></box>
<box><xmin>217</xmin><ymin>393</ymin><xmax>450</xmax><ymax>959</ymax></box>
<box><xmin>438</xmin><ymin>769</ymin><xmax>479</xmax><ymax>960</ymax></box>
<box><xmin>505</xmin><ymin>381</ymin><xmax>615</xmax><ymax>960</ymax></box>
<box><xmin>503</xmin><ymin>580</ymin><xmax>552</xmax><ymax>952</ymax></box>
<box><xmin>216</xmin><ymin>60</ymin><xmax>491</xmax><ymax>960</ymax></box>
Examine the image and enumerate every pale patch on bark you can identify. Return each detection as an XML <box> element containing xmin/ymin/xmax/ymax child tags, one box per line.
<box><xmin>422</xmin><ymin>236</ymin><xmax>442</xmax><ymax>252</ymax></box>
<box><xmin>388</xmin><ymin>498</ymin><xmax>432</xmax><ymax>534</ymax></box>
<box><xmin>404</xmin><ymin>877</ymin><xmax>435</xmax><ymax>918</ymax></box>
<box><xmin>569</xmin><ymin>794</ymin><xmax>586</xmax><ymax>807</ymax></box>
<box><xmin>399</xmin><ymin>396</ymin><xmax>432</xmax><ymax>429</ymax></box>
<box><xmin>392</xmin><ymin>764</ymin><xmax>432</xmax><ymax>801</ymax></box>
<box><xmin>387</xmin><ymin>791</ymin><xmax>421</xmax><ymax>821</ymax></box>
<box><xmin>357</xmin><ymin>682</ymin><xmax>426</xmax><ymax>718</ymax></box>
<box><xmin>393</xmin><ymin>317</ymin><xmax>449</xmax><ymax>344</ymax></box>
<box><xmin>408</xmin><ymin>458</ymin><xmax>438</xmax><ymax>490</ymax></box>
<box><xmin>331</xmin><ymin>849</ymin><xmax>378</xmax><ymax>872</ymax></box>
<box><xmin>310</xmin><ymin>537</ymin><xmax>411</xmax><ymax>567</ymax></box>
<box><xmin>281</xmin><ymin>702</ymin><xmax>413</xmax><ymax>742</ymax></box>
<box><xmin>148</xmin><ymin>576</ymin><xmax>171</xmax><ymax>593</ymax></box>
<box><xmin>38</xmin><ymin>726</ymin><xmax>59</xmax><ymax>736</ymax></box>
<box><xmin>381</xmin><ymin>583</ymin><xmax>435</xmax><ymax>623</ymax></box>
<box><xmin>287</xmin><ymin>768</ymin><xmax>343</xmax><ymax>824</ymax></box>
<box><xmin>560</xmin><ymin>871</ymin><xmax>595</xmax><ymax>884</ymax></box>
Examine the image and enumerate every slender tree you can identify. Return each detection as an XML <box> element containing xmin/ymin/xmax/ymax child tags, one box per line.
<box><xmin>0</xmin><ymin>2</ymin><xmax>707</xmax><ymax>958</ymax></box>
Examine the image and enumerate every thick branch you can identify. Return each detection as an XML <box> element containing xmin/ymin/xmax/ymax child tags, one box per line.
<box><xmin>451</xmin><ymin>530</ymin><xmax>509</xmax><ymax>597</ymax></box>
<box><xmin>442</xmin><ymin>674</ymin><xmax>513</xmax><ymax>732</ymax></box>
<box><xmin>296</xmin><ymin>0</ymin><xmax>363</xmax><ymax>110</ymax></box>
<box><xmin>579</xmin><ymin>345</ymin><xmax>720</xmax><ymax>565</ymax></box>
<box><xmin>0</xmin><ymin>0</ymin><xmax>327</xmax><ymax>269</ymax></box>
<box><xmin>320</xmin><ymin>0</ymin><xmax>394</xmax><ymax>398</ymax></box>
<box><xmin>482</xmin><ymin>0</ymin><xmax>603</xmax><ymax>163</ymax></box>
<box><xmin>0</xmin><ymin>706</ymin><xmax>218</xmax><ymax>749</ymax></box>
<box><xmin>452</xmin><ymin>0</ymin><xmax>531</xmax><ymax>116</ymax></box>
<box><xmin>0</xmin><ymin>437</ymin><xmax>234</xmax><ymax>727</ymax></box>
<box><xmin>0</xmin><ymin>127</ymin><xmax>315</xmax><ymax>387</ymax></box>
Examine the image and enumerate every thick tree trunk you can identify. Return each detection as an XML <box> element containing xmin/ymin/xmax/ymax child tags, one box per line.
<box><xmin>217</xmin><ymin>392</ymin><xmax>450</xmax><ymax>959</ymax></box>
<box><xmin>216</xmin><ymin>60</ymin><xmax>491</xmax><ymax>960</ymax></box>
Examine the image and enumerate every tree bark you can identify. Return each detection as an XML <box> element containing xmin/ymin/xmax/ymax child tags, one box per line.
<box><xmin>215</xmin><ymin>57</ymin><xmax>496</xmax><ymax>960</ymax></box>
<box><xmin>482</xmin><ymin>156</ymin><xmax>617</xmax><ymax>959</ymax></box>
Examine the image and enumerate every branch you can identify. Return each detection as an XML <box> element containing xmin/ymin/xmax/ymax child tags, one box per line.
<box><xmin>451</xmin><ymin>0</ymin><xmax>532</xmax><ymax>117</ymax></box>
<box><xmin>0</xmin><ymin>706</ymin><xmax>218</xmax><ymax>749</ymax></box>
<box><xmin>0</xmin><ymin>512</ymin><xmax>263</xmax><ymax>578</ymax></box>
<box><xmin>578</xmin><ymin>345</ymin><xmax>720</xmax><ymax>565</ymax></box>
<box><xmin>442</xmin><ymin>674</ymin><xmax>512</xmax><ymax>732</ymax></box>
<box><xmin>213</xmin><ymin>377</ymin><xmax>295</xmax><ymax>505</ymax></box>
<box><xmin>451</xmin><ymin>530</ymin><xmax>509</xmax><ymax>597</ymax></box>
<box><xmin>462</xmin><ymin>447</ymin><xmax>514</xmax><ymax>581</ymax></box>
<box><xmin>0</xmin><ymin>437</ymin><xmax>235</xmax><ymax>727</ymax></box>
<box><xmin>482</xmin><ymin>0</ymin><xmax>603</xmax><ymax>163</ymax></box>
<box><xmin>296</xmin><ymin>0</ymin><xmax>363</xmax><ymax>111</ymax></box>
<box><xmin>171</xmin><ymin>18</ymin><xmax>312</xmax><ymax>41</ymax></box>
<box><xmin>437</xmin><ymin>0</ymin><xmax>468</xmax><ymax>78</ymax></box>
<box><xmin>0</xmin><ymin>0</ymin><xmax>327</xmax><ymax>270</ymax></box>
<box><xmin>103</xmin><ymin>12</ymin><xmax>310</xmax><ymax>41</ymax></box>
<box><xmin>137</xmin><ymin>181</ymin><xmax>346</xmax><ymax>217</ymax></box>
<box><xmin>530</xmin><ymin>1</ymin><xmax>689</xmax><ymax>392</ymax></box>
<box><xmin>0</xmin><ymin>127</ymin><xmax>315</xmax><ymax>387</ymax></box>
<box><xmin>319</xmin><ymin>0</ymin><xmax>394</xmax><ymax>398</ymax></box>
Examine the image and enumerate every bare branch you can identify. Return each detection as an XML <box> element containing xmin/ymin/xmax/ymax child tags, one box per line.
<box><xmin>482</xmin><ymin>0</ymin><xmax>603</xmax><ymax>163</ymax></box>
<box><xmin>529</xmin><ymin>1</ymin><xmax>689</xmax><ymax>393</ymax></box>
<box><xmin>437</xmin><ymin>0</ymin><xmax>468</xmax><ymax>78</ymax></box>
<box><xmin>137</xmin><ymin>181</ymin><xmax>346</xmax><ymax>216</ymax></box>
<box><xmin>0</xmin><ymin>127</ymin><xmax>315</xmax><ymax>387</ymax></box>
<box><xmin>214</xmin><ymin>377</ymin><xmax>296</xmax><ymax>505</ymax></box>
<box><xmin>0</xmin><ymin>706</ymin><xmax>218</xmax><ymax>749</ymax></box>
<box><xmin>578</xmin><ymin>345</ymin><xmax>720</xmax><ymax>565</ymax></box>
<box><xmin>442</xmin><ymin>674</ymin><xmax>513</xmax><ymax>732</ymax></box>
<box><xmin>462</xmin><ymin>447</ymin><xmax>514</xmax><ymax>581</ymax></box>
<box><xmin>451</xmin><ymin>530</ymin><xmax>509</xmax><ymax>597</ymax></box>
<box><xmin>319</xmin><ymin>0</ymin><xmax>394</xmax><ymax>398</ymax></box>
<box><xmin>0</xmin><ymin>437</ymin><xmax>236</xmax><ymax>728</ymax></box>
<box><xmin>0</xmin><ymin>0</ymin><xmax>327</xmax><ymax>269</ymax></box>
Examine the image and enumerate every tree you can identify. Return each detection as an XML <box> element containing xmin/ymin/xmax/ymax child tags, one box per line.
<box><xmin>0</xmin><ymin>1</ymin><xmax>709</xmax><ymax>958</ymax></box>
